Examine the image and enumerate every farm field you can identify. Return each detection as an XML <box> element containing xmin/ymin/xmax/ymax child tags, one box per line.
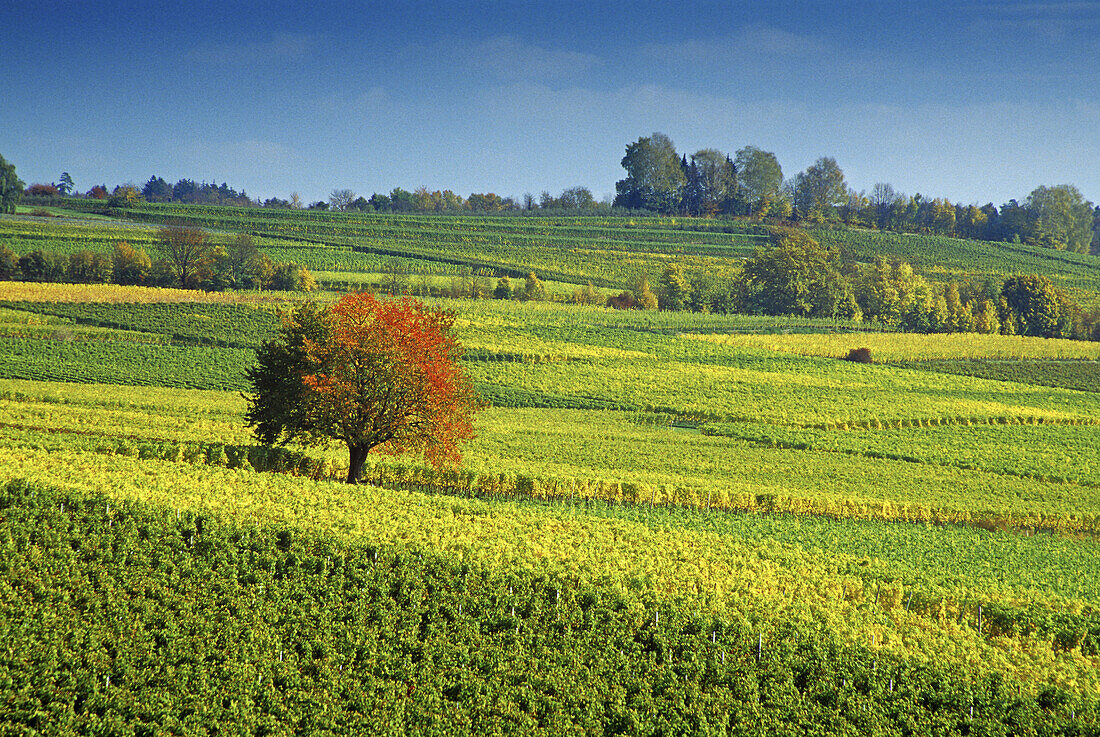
<box><xmin>7</xmin><ymin>203</ymin><xmax>1100</xmax><ymax>300</ymax></box>
<box><xmin>2</xmin><ymin>209</ymin><xmax>1100</xmax><ymax>732</ymax></box>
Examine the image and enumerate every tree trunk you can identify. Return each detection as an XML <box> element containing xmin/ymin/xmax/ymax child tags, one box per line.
<box><xmin>347</xmin><ymin>444</ymin><xmax>369</xmax><ymax>484</ymax></box>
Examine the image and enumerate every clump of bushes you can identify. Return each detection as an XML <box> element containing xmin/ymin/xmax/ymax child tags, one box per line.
<box><xmin>844</xmin><ymin>347</ymin><xmax>873</xmax><ymax>363</ymax></box>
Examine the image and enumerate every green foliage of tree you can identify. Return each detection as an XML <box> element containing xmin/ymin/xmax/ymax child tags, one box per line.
<box><xmin>109</xmin><ymin>184</ymin><xmax>144</xmax><ymax>208</ymax></box>
<box><xmin>1024</xmin><ymin>184</ymin><xmax>1095</xmax><ymax>253</ymax></box>
<box><xmin>614</xmin><ymin>133</ymin><xmax>685</xmax><ymax>214</ymax></box>
<box><xmin>368</xmin><ymin>192</ymin><xmax>392</xmax><ymax>211</ymax></box>
<box><xmin>657</xmin><ymin>262</ymin><xmax>690</xmax><ymax>311</ymax></box>
<box><xmin>271</xmin><ymin>262</ymin><xmax>316</xmax><ymax>292</ymax></box>
<box><xmin>389</xmin><ymin>187</ymin><xmax>415</xmax><ymax>212</ymax></box>
<box><xmin>205</xmin><ymin>234</ymin><xmax>275</xmax><ymax>291</ymax></box>
<box><xmin>112</xmin><ymin>241</ymin><xmax>152</xmax><ymax>286</ymax></box>
<box><xmin>971</xmin><ymin>299</ymin><xmax>1000</xmax><ymax>334</ymax></box>
<box><xmin>1000</xmin><ymin>274</ymin><xmax>1072</xmax><ymax>338</ymax></box>
<box><xmin>245</xmin><ymin>301</ymin><xmax>329</xmax><ymax>448</ymax></box>
<box><xmin>684</xmin><ymin>269</ymin><xmax>737</xmax><ymax>314</ymax></box>
<box><xmin>1093</xmin><ymin>205</ymin><xmax>1100</xmax><ymax>255</ymax></box>
<box><xmin>0</xmin><ymin>245</ymin><xmax>17</xmax><ymax>280</ymax></box>
<box><xmin>0</xmin><ymin>154</ymin><xmax>24</xmax><ymax>214</ymax></box>
<box><xmin>634</xmin><ymin>276</ymin><xmax>658</xmax><ymax>310</ymax></box>
<box><xmin>67</xmin><ymin>250</ymin><xmax>112</xmax><ymax>284</ymax></box>
<box><xmin>17</xmin><ymin>250</ymin><xmax>49</xmax><ymax>282</ymax></box>
<box><xmin>854</xmin><ymin>258</ymin><xmax>933</xmax><ymax>327</ymax></box>
<box><xmin>571</xmin><ymin>281</ymin><xmax>601</xmax><ymax>305</ymax></box>
<box><xmin>737</xmin><ymin>229</ymin><xmax>857</xmax><ymax>318</ymax></box>
<box><xmin>735</xmin><ymin>146</ymin><xmax>783</xmax><ymax>217</ymax></box>
<box><xmin>467</xmin><ymin>192</ymin><xmax>507</xmax><ymax>212</ymax></box>
<box><xmin>793</xmin><ymin>157</ymin><xmax>847</xmax><ymax>221</ymax></box>
<box><xmin>551</xmin><ymin>186</ymin><xmax>597</xmax><ymax>210</ymax></box>
<box><xmin>142</xmin><ymin>176</ymin><xmax>174</xmax><ymax>203</ymax></box>
<box><xmin>899</xmin><ymin>283</ymin><xmax>948</xmax><ymax>333</ymax></box>
<box><xmin>57</xmin><ymin>171</ymin><xmax>74</xmax><ymax>196</ymax></box>
<box><xmin>685</xmin><ymin>149</ymin><xmax>736</xmax><ymax>216</ymax></box>
<box><xmin>943</xmin><ymin>282</ymin><xmax>972</xmax><ymax>333</ymax></box>
<box><xmin>493</xmin><ymin>276</ymin><xmax>513</xmax><ymax>300</ymax></box>
<box><xmin>522</xmin><ymin>272</ymin><xmax>546</xmax><ymax>302</ymax></box>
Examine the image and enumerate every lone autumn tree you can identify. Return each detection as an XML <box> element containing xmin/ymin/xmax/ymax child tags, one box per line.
<box><xmin>245</xmin><ymin>293</ymin><xmax>479</xmax><ymax>483</ymax></box>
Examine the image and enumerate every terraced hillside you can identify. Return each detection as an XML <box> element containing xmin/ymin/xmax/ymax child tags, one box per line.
<box><xmin>7</xmin><ymin>203</ymin><xmax>1099</xmax><ymax>302</ymax></box>
<box><xmin>2</xmin><ymin>208</ymin><xmax>1100</xmax><ymax>733</ymax></box>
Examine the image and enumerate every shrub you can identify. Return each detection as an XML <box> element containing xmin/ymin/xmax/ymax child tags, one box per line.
<box><xmin>844</xmin><ymin>347</ymin><xmax>873</xmax><ymax>363</ymax></box>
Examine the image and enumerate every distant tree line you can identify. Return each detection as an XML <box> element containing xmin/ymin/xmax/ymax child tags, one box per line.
<box><xmin>313</xmin><ymin>185</ymin><xmax>608</xmax><ymax>214</ymax></box>
<box><xmin>614</xmin><ymin>132</ymin><xmax>1100</xmax><ymax>255</ymax></box>
<box><xmin>0</xmin><ymin>228</ymin><xmax>315</xmax><ymax>293</ymax></box>
<box><xmin>16</xmin><ymin>176</ymin><xmax>257</xmax><ymax>208</ymax></box>
<box><xmin>139</xmin><ymin>177</ymin><xmax>255</xmax><ymax>207</ymax></box>
<box><xmin>621</xmin><ymin>228</ymin><xmax>1099</xmax><ymax>341</ymax></box>
<box><xmin>5</xmin><ymin>150</ymin><xmax>1098</xmax><ymax>253</ymax></box>
<box><xmin>20</xmin><ymin>172</ymin><xmax>608</xmax><ymax>216</ymax></box>
<box><xmin>366</xmin><ymin>231</ymin><xmax>1100</xmax><ymax>341</ymax></box>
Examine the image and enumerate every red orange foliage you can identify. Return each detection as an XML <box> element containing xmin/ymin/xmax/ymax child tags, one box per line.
<box><xmin>298</xmin><ymin>293</ymin><xmax>478</xmax><ymax>482</ymax></box>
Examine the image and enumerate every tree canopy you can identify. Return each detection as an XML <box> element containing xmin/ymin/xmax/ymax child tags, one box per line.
<box><xmin>1023</xmin><ymin>184</ymin><xmax>1094</xmax><ymax>253</ymax></box>
<box><xmin>158</xmin><ymin>224</ymin><xmax>213</xmax><ymax>289</ymax></box>
<box><xmin>682</xmin><ymin>149</ymin><xmax>736</xmax><ymax>217</ymax></box>
<box><xmin>734</xmin><ymin>146</ymin><xmax>783</xmax><ymax>216</ymax></box>
<box><xmin>736</xmin><ymin>229</ymin><xmax>858</xmax><ymax>319</ymax></box>
<box><xmin>792</xmin><ymin>157</ymin><xmax>847</xmax><ymax>221</ymax></box>
<box><xmin>1000</xmin><ymin>274</ymin><xmax>1074</xmax><ymax>338</ymax></box>
<box><xmin>613</xmin><ymin>133</ymin><xmax>685</xmax><ymax>214</ymax></box>
<box><xmin>0</xmin><ymin>154</ymin><xmax>24</xmax><ymax>215</ymax></box>
<box><xmin>245</xmin><ymin>294</ymin><xmax>479</xmax><ymax>484</ymax></box>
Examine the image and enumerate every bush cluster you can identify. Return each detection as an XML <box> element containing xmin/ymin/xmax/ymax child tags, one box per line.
<box><xmin>0</xmin><ymin>235</ymin><xmax>314</xmax><ymax>293</ymax></box>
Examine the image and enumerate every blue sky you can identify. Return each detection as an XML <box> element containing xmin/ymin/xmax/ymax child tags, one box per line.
<box><xmin>2</xmin><ymin>1</ymin><xmax>1098</xmax><ymax>207</ymax></box>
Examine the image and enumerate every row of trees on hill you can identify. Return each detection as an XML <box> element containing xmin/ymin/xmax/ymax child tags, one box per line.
<box><xmin>16</xmin><ymin>175</ymin><xmax>256</xmax><ymax>208</ymax></box>
<box><xmin>5</xmin><ymin>149</ymin><xmax>1098</xmax><ymax>252</ymax></box>
<box><xmin>16</xmin><ymin>170</ymin><xmax>605</xmax><ymax>215</ymax></box>
<box><xmin>318</xmin><ymin>185</ymin><xmax>605</xmax><ymax>214</ymax></box>
<box><xmin>635</xmin><ymin>229</ymin><xmax>1099</xmax><ymax>340</ymax></box>
<box><xmin>364</xmin><ymin>240</ymin><xmax>1097</xmax><ymax>340</ymax></box>
<box><xmin>614</xmin><ymin>133</ymin><xmax>1100</xmax><ymax>254</ymax></box>
<box><xmin>0</xmin><ymin>229</ymin><xmax>314</xmax><ymax>292</ymax></box>
<box><xmin>6</xmin><ymin>156</ymin><xmax>604</xmax><ymax>216</ymax></box>
<box><xmin>138</xmin><ymin>177</ymin><xmax>255</xmax><ymax>207</ymax></box>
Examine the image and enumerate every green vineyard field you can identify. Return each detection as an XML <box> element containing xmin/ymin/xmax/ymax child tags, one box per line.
<box><xmin>3</xmin><ymin>204</ymin><xmax>1100</xmax><ymax>732</ymax></box>
<box><xmin>6</xmin><ymin>481</ymin><xmax>1094</xmax><ymax>734</ymax></box>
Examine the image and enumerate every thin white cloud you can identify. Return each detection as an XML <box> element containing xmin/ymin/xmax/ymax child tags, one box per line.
<box><xmin>644</xmin><ymin>25</ymin><xmax>829</xmax><ymax>66</ymax></box>
<box><xmin>405</xmin><ymin>35</ymin><xmax>602</xmax><ymax>84</ymax></box>
<box><xmin>466</xmin><ymin>35</ymin><xmax>602</xmax><ymax>81</ymax></box>
<box><xmin>313</xmin><ymin>86</ymin><xmax>400</xmax><ymax>119</ymax></box>
<box><xmin>966</xmin><ymin>1</ymin><xmax>1100</xmax><ymax>40</ymax></box>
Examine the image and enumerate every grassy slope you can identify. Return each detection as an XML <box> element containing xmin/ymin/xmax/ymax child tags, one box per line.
<box><xmin>3</xmin><ymin>208</ymin><xmax>1100</xmax><ymax>728</ymax></box>
<box><xmin>2</xmin><ymin>292</ymin><xmax>1099</xmax><ymax>530</ymax></box>
<box><xmin>5</xmin><ymin>205</ymin><xmax>1099</xmax><ymax>298</ymax></box>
